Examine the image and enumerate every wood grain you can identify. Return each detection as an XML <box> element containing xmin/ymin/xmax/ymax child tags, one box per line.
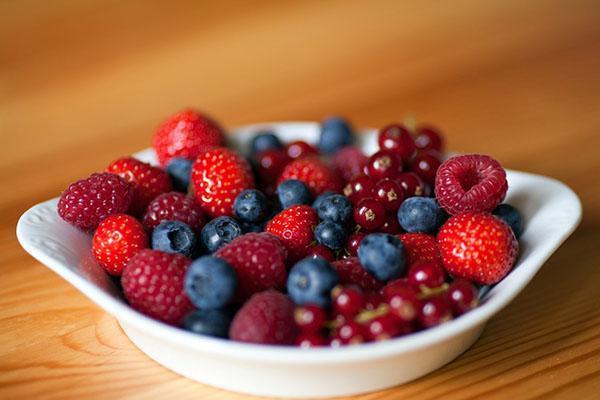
<box><xmin>2</xmin><ymin>0</ymin><xmax>600</xmax><ymax>398</ymax></box>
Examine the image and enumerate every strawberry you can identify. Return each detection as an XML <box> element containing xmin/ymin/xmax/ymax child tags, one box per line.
<box><xmin>437</xmin><ymin>212</ymin><xmax>519</xmax><ymax>284</ymax></box>
<box><xmin>215</xmin><ymin>233</ymin><xmax>288</xmax><ymax>301</ymax></box>
<box><xmin>229</xmin><ymin>290</ymin><xmax>298</xmax><ymax>345</ymax></box>
<box><xmin>92</xmin><ymin>214</ymin><xmax>148</xmax><ymax>276</ymax></box>
<box><xmin>331</xmin><ymin>257</ymin><xmax>383</xmax><ymax>291</ymax></box>
<box><xmin>398</xmin><ymin>233</ymin><xmax>442</xmax><ymax>268</ymax></box>
<box><xmin>142</xmin><ymin>192</ymin><xmax>205</xmax><ymax>233</ymax></box>
<box><xmin>265</xmin><ymin>205</ymin><xmax>317</xmax><ymax>262</ymax></box>
<box><xmin>191</xmin><ymin>147</ymin><xmax>255</xmax><ymax>218</ymax></box>
<box><xmin>106</xmin><ymin>157</ymin><xmax>172</xmax><ymax>215</ymax></box>
<box><xmin>277</xmin><ymin>157</ymin><xmax>342</xmax><ymax>197</ymax></box>
<box><xmin>121</xmin><ymin>249</ymin><xmax>193</xmax><ymax>325</ymax></box>
<box><xmin>152</xmin><ymin>109</ymin><xmax>224</xmax><ymax>166</ymax></box>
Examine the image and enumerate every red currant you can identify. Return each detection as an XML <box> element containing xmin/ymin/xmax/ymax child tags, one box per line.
<box><xmin>296</xmin><ymin>332</ymin><xmax>327</xmax><ymax>348</ymax></box>
<box><xmin>363</xmin><ymin>290</ymin><xmax>385</xmax><ymax>311</ymax></box>
<box><xmin>395</xmin><ymin>172</ymin><xmax>426</xmax><ymax>197</ymax></box>
<box><xmin>408</xmin><ymin>262</ymin><xmax>446</xmax><ymax>289</ymax></box>
<box><xmin>365</xmin><ymin>150</ymin><xmax>403</xmax><ymax>180</ymax></box>
<box><xmin>379</xmin><ymin>213</ymin><xmax>402</xmax><ymax>234</ymax></box>
<box><xmin>330</xmin><ymin>321</ymin><xmax>365</xmax><ymax>346</ymax></box>
<box><xmin>447</xmin><ymin>280</ymin><xmax>479</xmax><ymax>316</ymax></box>
<box><xmin>373</xmin><ymin>178</ymin><xmax>405</xmax><ymax>212</ymax></box>
<box><xmin>365</xmin><ymin>313</ymin><xmax>401</xmax><ymax>341</ymax></box>
<box><xmin>353</xmin><ymin>198</ymin><xmax>386</xmax><ymax>230</ymax></box>
<box><xmin>332</xmin><ymin>285</ymin><xmax>365</xmax><ymax>317</ymax></box>
<box><xmin>414</xmin><ymin>125</ymin><xmax>444</xmax><ymax>152</ymax></box>
<box><xmin>294</xmin><ymin>305</ymin><xmax>327</xmax><ymax>333</ymax></box>
<box><xmin>307</xmin><ymin>244</ymin><xmax>335</xmax><ymax>262</ymax></box>
<box><xmin>254</xmin><ymin>149</ymin><xmax>289</xmax><ymax>183</ymax></box>
<box><xmin>378</xmin><ymin>124</ymin><xmax>416</xmax><ymax>162</ymax></box>
<box><xmin>346</xmin><ymin>232</ymin><xmax>366</xmax><ymax>256</ymax></box>
<box><xmin>343</xmin><ymin>174</ymin><xmax>375</xmax><ymax>204</ymax></box>
<box><xmin>410</xmin><ymin>151</ymin><xmax>442</xmax><ymax>184</ymax></box>
<box><xmin>418</xmin><ymin>296</ymin><xmax>452</xmax><ymax>328</ymax></box>
<box><xmin>383</xmin><ymin>282</ymin><xmax>420</xmax><ymax>323</ymax></box>
<box><xmin>285</xmin><ymin>141</ymin><xmax>319</xmax><ymax>159</ymax></box>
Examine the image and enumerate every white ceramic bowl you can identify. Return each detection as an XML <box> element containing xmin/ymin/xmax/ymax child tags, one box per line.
<box><xmin>17</xmin><ymin>122</ymin><xmax>581</xmax><ymax>398</ymax></box>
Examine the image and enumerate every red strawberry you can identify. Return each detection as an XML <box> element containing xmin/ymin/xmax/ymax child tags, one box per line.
<box><xmin>398</xmin><ymin>233</ymin><xmax>442</xmax><ymax>268</ymax></box>
<box><xmin>332</xmin><ymin>257</ymin><xmax>383</xmax><ymax>291</ymax></box>
<box><xmin>437</xmin><ymin>212</ymin><xmax>519</xmax><ymax>284</ymax></box>
<box><xmin>229</xmin><ymin>290</ymin><xmax>298</xmax><ymax>345</ymax></box>
<box><xmin>215</xmin><ymin>233</ymin><xmax>288</xmax><ymax>300</ymax></box>
<box><xmin>106</xmin><ymin>157</ymin><xmax>172</xmax><ymax>215</ymax></box>
<box><xmin>152</xmin><ymin>109</ymin><xmax>224</xmax><ymax>166</ymax></box>
<box><xmin>58</xmin><ymin>172</ymin><xmax>135</xmax><ymax>231</ymax></box>
<box><xmin>142</xmin><ymin>192</ymin><xmax>205</xmax><ymax>233</ymax></box>
<box><xmin>121</xmin><ymin>249</ymin><xmax>193</xmax><ymax>325</ymax></box>
<box><xmin>277</xmin><ymin>157</ymin><xmax>342</xmax><ymax>197</ymax></box>
<box><xmin>92</xmin><ymin>214</ymin><xmax>148</xmax><ymax>276</ymax></box>
<box><xmin>331</xmin><ymin>146</ymin><xmax>368</xmax><ymax>182</ymax></box>
<box><xmin>265</xmin><ymin>205</ymin><xmax>317</xmax><ymax>262</ymax></box>
<box><xmin>191</xmin><ymin>147</ymin><xmax>255</xmax><ymax>217</ymax></box>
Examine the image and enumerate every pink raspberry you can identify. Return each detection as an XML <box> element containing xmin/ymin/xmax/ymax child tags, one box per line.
<box><xmin>142</xmin><ymin>192</ymin><xmax>205</xmax><ymax>233</ymax></box>
<box><xmin>331</xmin><ymin>146</ymin><xmax>368</xmax><ymax>182</ymax></box>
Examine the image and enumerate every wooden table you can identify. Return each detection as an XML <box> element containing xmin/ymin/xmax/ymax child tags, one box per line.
<box><xmin>2</xmin><ymin>1</ymin><xmax>600</xmax><ymax>398</ymax></box>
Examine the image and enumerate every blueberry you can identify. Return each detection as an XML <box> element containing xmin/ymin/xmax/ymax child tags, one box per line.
<box><xmin>240</xmin><ymin>221</ymin><xmax>264</xmax><ymax>233</ymax></box>
<box><xmin>398</xmin><ymin>197</ymin><xmax>446</xmax><ymax>234</ymax></box>
<box><xmin>315</xmin><ymin>221</ymin><xmax>347</xmax><ymax>250</ymax></box>
<box><xmin>318</xmin><ymin>116</ymin><xmax>354</xmax><ymax>154</ymax></box>
<box><xmin>200</xmin><ymin>216</ymin><xmax>242</xmax><ymax>253</ymax></box>
<box><xmin>233</xmin><ymin>189</ymin><xmax>268</xmax><ymax>223</ymax></box>
<box><xmin>276</xmin><ymin>179</ymin><xmax>312</xmax><ymax>209</ymax></box>
<box><xmin>183</xmin><ymin>308</ymin><xmax>233</xmax><ymax>338</ymax></box>
<box><xmin>357</xmin><ymin>233</ymin><xmax>406</xmax><ymax>281</ymax></box>
<box><xmin>287</xmin><ymin>257</ymin><xmax>338</xmax><ymax>308</ymax></box>
<box><xmin>493</xmin><ymin>203</ymin><xmax>524</xmax><ymax>238</ymax></box>
<box><xmin>151</xmin><ymin>220</ymin><xmax>198</xmax><ymax>258</ymax></box>
<box><xmin>166</xmin><ymin>157</ymin><xmax>193</xmax><ymax>192</ymax></box>
<box><xmin>185</xmin><ymin>256</ymin><xmax>237</xmax><ymax>309</ymax></box>
<box><xmin>312</xmin><ymin>191</ymin><xmax>335</xmax><ymax>210</ymax></box>
<box><xmin>316</xmin><ymin>193</ymin><xmax>352</xmax><ymax>224</ymax></box>
<box><xmin>249</xmin><ymin>131</ymin><xmax>282</xmax><ymax>154</ymax></box>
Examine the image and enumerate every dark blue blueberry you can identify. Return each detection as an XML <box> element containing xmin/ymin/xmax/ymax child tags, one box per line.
<box><xmin>314</xmin><ymin>221</ymin><xmax>347</xmax><ymax>250</ymax></box>
<box><xmin>249</xmin><ymin>131</ymin><xmax>282</xmax><ymax>154</ymax></box>
<box><xmin>398</xmin><ymin>197</ymin><xmax>446</xmax><ymax>234</ymax></box>
<box><xmin>312</xmin><ymin>191</ymin><xmax>335</xmax><ymax>210</ymax></box>
<box><xmin>185</xmin><ymin>256</ymin><xmax>237</xmax><ymax>309</ymax></box>
<box><xmin>240</xmin><ymin>221</ymin><xmax>264</xmax><ymax>233</ymax></box>
<box><xmin>166</xmin><ymin>157</ymin><xmax>193</xmax><ymax>192</ymax></box>
<box><xmin>233</xmin><ymin>189</ymin><xmax>268</xmax><ymax>223</ymax></box>
<box><xmin>276</xmin><ymin>179</ymin><xmax>312</xmax><ymax>209</ymax></box>
<box><xmin>493</xmin><ymin>203</ymin><xmax>524</xmax><ymax>238</ymax></box>
<box><xmin>200</xmin><ymin>216</ymin><xmax>242</xmax><ymax>253</ymax></box>
<box><xmin>318</xmin><ymin>116</ymin><xmax>354</xmax><ymax>154</ymax></box>
<box><xmin>151</xmin><ymin>220</ymin><xmax>198</xmax><ymax>258</ymax></box>
<box><xmin>357</xmin><ymin>233</ymin><xmax>406</xmax><ymax>281</ymax></box>
<box><xmin>183</xmin><ymin>308</ymin><xmax>233</xmax><ymax>338</ymax></box>
<box><xmin>316</xmin><ymin>193</ymin><xmax>352</xmax><ymax>224</ymax></box>
<box><xmin>287</xmin><ymin>257</ymin><xmax>339</xmax><ymax>308</ymax></box>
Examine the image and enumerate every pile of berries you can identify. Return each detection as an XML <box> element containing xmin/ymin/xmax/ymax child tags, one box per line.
<box><xmin>57</xmin><ymin>109</ymin><xmax>524</xmax><ymax>347</ymax></box>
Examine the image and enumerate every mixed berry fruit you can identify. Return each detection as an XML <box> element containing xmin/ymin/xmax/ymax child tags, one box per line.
<box><xmin>57</xmin><ymin>109</ymin><xmax>525</xmax><ymax>347</ymax></box>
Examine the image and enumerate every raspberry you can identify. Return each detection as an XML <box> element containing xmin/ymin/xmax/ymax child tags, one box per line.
<box><xmin>278</xmin><ymin>157</ymin><xmax>342</xmax><ymax>197</ymax></box>
<box><xmin>106</xmin><ymin>157</ymin><xmax>172</xmax><ymax>215</ymax></box>
<box><xmin>191</xmin><ymin>147</ymin><xmax>255</xmax><ymax>218</ymax></box>
<box><xmin>435</xmin><ymin>154</ymin><xmax>508</xmax><ymax>215</ymax></box>
<box><xmin>57</xmin><ymin>172</ymin><xmax>134</xmax><ymax>231</ymax></box>
<box><xmin>229</xmin><ymin>290</ymin><xmax>298</xmax><ymax>345</ymax></box>
<box><xmin>331</xmin><ymin>257</ymin><xmax>383</xmax><ymax>291</ymax></box>
<box><xmin>331</xmin><ymin>146</ymin><xmax>368</xmax><ymax>182</ymax></box>
<box><xmin>121</xmin><ymin>249</ymin><xmax>193</xmax><ymax>325</ymax></box>
<box><xmin>398</xmin><ymin>233</ymin><xmax>442</xmax><ymax>268</ymax></box>
<box><xmin>143</xmin><ymin>192</ymin><xmax>205</xmax><ymax>233</ymax></box>
<box><xmin>437</xmin><ymin>212</ymin><xmax>519</xmax><ymax>284</ymax></box>
<box><xmin>92</xmin><ymin>214</ymin><xmax>148</xmax><ymax>276</ymax></box>
<box><xmin>265</xmin><ymin>205</ymin><xmax>318</xmax><ymax>262</ymax></box>
<box><xmin>152</xmin><ymin>109</ymin><xmax>224</xmax><ymax>166</ymax></box>
<box><xmin>215</xmin><ymin>233</ymin><xmax>288</xmax><ymax>300</ymax></box>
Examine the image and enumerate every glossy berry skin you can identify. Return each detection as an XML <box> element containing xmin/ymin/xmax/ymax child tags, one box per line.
<box><xmin>215</xmin><ymin>233</ymin><xmax>288</xmax><ymax>300</ymax></box>
<box><xmin>493</xmin><ymin>203</ymin><xmax>524</xmax><ymax>238</ymax></box>
<box><xmin>315</xmin><ymin>221</ymin><xmax>347</xmax><ymax>251</ymax></box>
<box><xmin>276</xmin><ymin>179</ymin><xmax>312</xmax><ymax>209</ymax></box>
<box><xmin>438</xmin><ymin>213</ymin><xmax>519</xmax><ymax>284</ymax></box>
<box><xmin>373</xmin><ymin>178</ymin><xmax>405</xmax><ymax>212</ymax></box>
<box><xmin>330</xmin><ymin>320</ymin><xmax>365</xmax><ymax>346</ymax></box>
<box><xmin>418</xmin><ymin>296</ymin><xmax>452</xmax><ymax>328</ymax></box>
<box><xmin>152</xmin><ymin>109</ymin><xmax>224</xmax><ymax>166</ymax></box>
<box><xmin>278</xmin><ymin>157</ymin><xmax>342</xmax><ymax>197</ymax></box>
<box><xmin>312</xmin><ymin>191</ymin><xmax>335</xmax><ymax>210</ymax></box>
<box><xmin>191</xmin><ymin>147</ymin><xmax>255</xmax><ymax>218</ymax></box>
<box><xmin>166</xmin><ymin>157</ymin><xmax>193</xmax><ymax>192</ymax></box>
<box><xmin>365</xmin><ymin>150</ymin><xmax>403</xmax><ymax>180</ymax></box>
<box><xmin>296</xmin><ymin>332</ymin><xmax>327</xmax><ymax>348</ymax></box>
<box><xmin>332</xmin><ymin>146</ymin><xmax>368</xmax><ymax>182</ymax></box>
<box><xmin>378</xmin><ymin>124</ymin><xmax>416</xmax><ymax>162</ymax></box>
<box><xmin>331</xmin><ymin>285</ymin><xmax>364</xmax><ymax>317</ymax></box>
<box><xmin>250</xmin><ymin>131</ymin><xmax>282</xmax><ymax>154</ymax></box>
<box><xmin>365</xmin><ymin>313</ymin><xmax>402</xmax><ymax>341</ymax></box>
<box><xmin>435</xmin><ymin>154</ymin><xmax>507</xmax><ymax>215</ymax></box>
<box><xmin>265</xmin><ymin>205</ymin><xmax>318</xmax><ymax>262</ymax></box>
<box><xmin>353</xmin><ymin>198</ymin><xmax>386</xmax><ymax>230</ymax></box>
<box><xmin>106</xmin><ymin>157</ymin><xmax>173</xmax><ymax>215</ymax></box>
<box><xmin>233</xmin><ymin>189</ymin><xmax>268</xmax><ymax>223</ymax></box>
<box><xmin>184</xmin><ymin>256</ymin><xmax>237</xmax><ymax>309</ymax></box>
<box><xmin>254</xmin><ymin>149</ymin><xmax>290</xmax><ymax>184</ymax></box>
<box><xmin>294</xmin><ymin>305</ymin><xmax>327</xmax><ymax>333</ymax></box>
<box><xmin>287</xmin><ymin>257</ymin><xmax>339</xmax><ymax>308</ymax></box>
<box><xmin>407</xmin><ymin>261</ymin><xmax>446</xmax><ymax>288</ymax></box>
<box><xmin>343</xmin><ymin>174</ymin><xmax>375</xmax><ymax>204</ymax></box>
<box><xmin>398</xmin><ymin>197</ymin><xmax>446</xmax><ymax>234</ymax></box>
<box><xmin>316</xmin><ymin>193</ymin><xmax>353</xmax><ymax>224</ymax></box>
<box><xmin>410</xmin><ymin>151</ymin><xmax>442</xmax><ymax>184</ymax></box>
<box><xmin>92</xmin><ymin>214</ymin><xmax>148</xmax><ymax>276</ymax></box>
<box><xmin>307</xmin><ymin>244</ymin><xmax>335</xmax><ymax>262</ymax></box>
<box><xmin>363</xmin><ymin>290</ymin><xmax>385</xmax><ymax>311</ymax></box>
<box><xmin>319</xmin><ymin>116</ymin><xmax>354</xmax><ymax>154</ymax></box>
<box><xmin>346</xmin><ymin>233</ymin><xmax>366</xmax><ymax>257</ymax></box>
<box><xmin>398</xmin><ymin>233</ymin><xmax>442</xmax><ymax>268</ymax></box>
<box><xmin>395</xmin><ymin>172</ymin><xmax>426</xmax><ymax>197</ymax></box>
<box><xmin>200</xmin><ymin>216</ymin><xmax>242</xmax><ymax>253</ymax></box>
<box><xmin>121</xmin><ymin>249</ymin><xmax>193</xmax><ymax>325</ymax></box>
<box><xmin>183</xmin><ymin>308</ymin><xmax>233</xmax><ymax>338</ymax></box>
<box><xmin>151</xmin><ymin>220</ymin><xmax>198</xmax><ymax>258</ymax></box>
<box><xmin>229</xmin><ymin>290</ymin><xmax>298</xmax><ymax>345</ymax></box>
<box><xmin>332</xmin><ymin>257</ymin><xmax>383</xmax><ymax>291</ymax></box>
<box><xmin>285</xmin><ymin>140</ymin><xmax>319</xmax><ymax>159</ymax></box>
<box><xmin>379</xmin><ymin>213</ymin><xmax>402</xmax><ymax>234</ymax></box>
<box><xmin>358</xmin><ymin>233</ymin><xmax>406</xmax><ymax>281</ymax></box>
<box><xmin>384</xmin><ymin>281</ymin><xmax>420</xmax><ymax>323</ymax></box>
<box><xmin>143</xmin><ymin>192</ymin><xmax>205</xmax><ymax>233</ymax></box>
<box><xmin>447</xmin><ymin>280</ymin><xmax>479</xmax><ymax>316</ymax></box>
<box><xmin>414</xmin><ymin>125</ymin><xmax>444</xmax><ymax>152</ymax></box>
